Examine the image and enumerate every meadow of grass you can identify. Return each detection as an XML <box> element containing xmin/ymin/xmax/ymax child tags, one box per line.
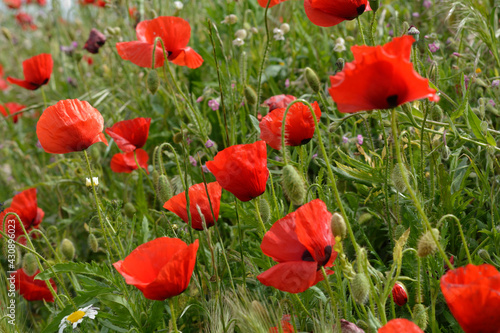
<box><xmin>1</xmin><ymin>0</ymin><xmax>500</xmax><ymax>332</ymax></box>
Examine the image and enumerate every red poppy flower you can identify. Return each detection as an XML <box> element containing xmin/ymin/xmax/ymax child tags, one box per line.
<box><xmin>0</xmin><ymin>102</ymin><xmax>25</xmax><ymax>123</ymax></box>
<box><xmin>206</xmin><ymin>141</ymin><xmax>269</xmax><ymax>202</ymax></box>
<box><xmin>113</xmin><ymin>237</ymin><xmax>199</xmax><ymax>300</ymax></box>
<box><xmin>329</xmin><ymin>36</ymin><xmax>439</xmax><ymax>113</ymax></box>
<box><xmin>164</xmin><ymin>182</ymin><xmax>222</xmax><ymax>230</ymax></box>
<box><xmin>260</xmin><ymin>101</ymin><xmax>321</xmax><ymax>150</ymax></box>
<box><xmin>269</xmin><ymin>321</ymin><xmax>295</xmax><ymax>333</ymax></box>
<box><xmin>7</xmin><ymin>54</ymin><xmax>53</xmax><ymax>90</ymax></box>
<box><xmin>257</xmin><ymin>199</ymin><xmax>337</xmax><ymax>293</ymax></box>
<box><xmin>15</xmin><ymin>12</ymin><xmax>37</xmax><ymax>30</ymax></box>
<box><xmin>105</xmin><ymin>117</ymin><xmax>151</xmax><ymax>153</ymax></box>
<box><xmin>116</xmin><ymin>16</ymin><xmax>203</xmax><ymax>69</ymax></box>
<box><xmin>12</xmin><ymin>269</ymin><xmax>56</xmax><ymax>302</ymax></box>
<box><xmin>440</xmin><ymin>264</ymin><xmax>500</xmax><ymax>333</ymax></box>
<box><xmin>110</xmin><ymin>149</ymin><xmax>149</xmax><ymax>174</ymax></box>
<box><xmin>304</xmin><ymin>0</ymin><xmax>370</xmax><ymax>27</ymax></box>
<box><xmin>4</xmin><ymin>0</ymin><xmax>21</xmax><ymax>9</ymax></box>
<box><xmin>84</xmin><ymin>28</ymin><xmax>107</xmax><ymax>54</ymax></box>
<box><xmin>378</xmin><ymin>319</ymin><xmax>423</xmax><ymax>333</ymax></box>
<box><xmin>262</xmin><ymin>95</ymin><xmax>297</xmax><ymax>112</ymax></box>
<box><xmin>0</xmin><ymin>188</ymin><xmax>44</xmax><ymax>245</ymax></box>
<box><xmin>391</xmin><ymin>282</ymin><xmax>408</xmax><ymax>306</ymax></box>
<box><xmin>257</xmin><ymin>0</ymin><xmax>287</xmax><ymax>8</ymax></box>
<box><xmin>36</xmin><ymin>99</ymin><xmax>108</xmax><ymax>154</ymax></box>
<box><xmin>0</xmin><ymin>64</ymin><xmax>9</xmax><ymax>90</ymax></box>
<box><xmin>83</xmin><ymin>55</ymin><xmax>94</xmax><ymax>65</ymax></box>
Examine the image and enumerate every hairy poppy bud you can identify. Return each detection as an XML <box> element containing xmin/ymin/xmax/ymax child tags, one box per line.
<box><xmin>172</xmin><ymin>130</ymin><xmax>188</xmax><ymax>144</ymax></box>
<box><xmin>430</xmin><ymin>104</ymin><xmax>443</xmax><ymax>122</ymax></box>
<box><xmin>331</xmin><ymin>212</ymin><xmax>346</xmax><ymax>239</ymax></box>
<box><xmin>60</xmin><ymin>238</ymin><xmax>75</xmax><ymax>260</ymax></box>
<box><xmin>417</xmin><ymin>228</ymin><xmax>440</xmax><ymax>257</ymax></box>
<box><xmin>412</xmin><ymin>304</ymin><xmax>428</xmax><ymax>330</ymax></box>
<box><xmin>22</xmin><ymin>253</ymin><xmax>38</xmax><ymax>277</ymax></box>
<box><xmin>478</xmin><ymin>249</ymin><xmax>491</xmax><ymax>262</ymax></box>
<box><xmin>358</xmin><ymin>212</ymin><xmax>372</xmax><ymax>225</ymax></box>
<box><xmin>305</xmin><ymin>67</ymin><xmax>321</xmax><ymax>93</ymax></box>
<box><xmin>391</xmin><ymin>282</ymin><xmax>408</xmax><ymax>306</ymax></box>
<box><xmin>2</xmin><ymin>28</ymin><xmax>13</xmax><ymax>43</ymax></box>
<box><xmin>336</xmin><ymin>58</ymin><xmax>345</xmax><ymax>71</ymax></box>
<box><xmin>351</xmin><ymin>273</ymin><xmax>370</xmax><ymax>304</ymax></box>
<box><xmin>394</xmin><ymin>224</ymin><xmax>406</xmax><ymax>241</ymax></box>
<box><xmin>368</xmin><ymin>0</ymin><xmax>379</xmax><ymax>12</ymax></box>
<box><xmin>156</xmin><ymin>174</ymin><xmax>173</xmax><ymax>204</ymax></box>
<box><xmin>147</xmin><ymin>69</ymin><xmax>160</xmax><ymax>95</ymax></box>
<box><xmin>391</xmin><ymin>164</ymin><xmax>408</xmax><ymax>193</ymax></box>
<box><xmin>88</xmin><ymin>233</ymin><xmax>99</xmax><ymax>253</ymax></box>
<box><xmin>152</xmin><ymin>169</ymin><xmax>160</xmax><ymax>185</ymax></box>
<box><xmin>123</xmin><ymin>202</ymin><xmax>136</xmax><ymax>218</ymax></box>
<box><xmin>282</xmin><ymin>165</ymin><xmax>306</xmax><ymax>206</ymax></box>
<box><xmin>244</xmin><ymin>86</ymin><xmax>258</xmax><ymax>106</ymax></box>
<box><xmin>407</xmin><ymin>25</ymin><xmax>420</xmax><ymax>41</ymax></box>
<box><xmin>258</xmin><ymin>198</ymin><xmax>271</xmax><ymax>224</ymax></box>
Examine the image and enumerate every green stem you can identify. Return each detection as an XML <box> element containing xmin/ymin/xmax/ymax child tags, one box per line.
<box><xmin>357</xmin><ymin>17</ymin><xmax>367</xmax><ymax>45</ymax></box>
<box><xmin>168</xmin><ymin>298</ymin><xmax>179</xmax><ymax>333</ymax></box>
<box><xmin>321</xmin><ymin>267</ymin><xmax>341</xmax><ymax>332</ymax></box>
<box><xmin>436</xmin><ymin>214</ymin><xmax>472</xmax><ymax>264</ymax></box>
<box><xmin>255</xmin><ymin>0</ymin><xmax>272</xmax><ymax>117</ymax></box>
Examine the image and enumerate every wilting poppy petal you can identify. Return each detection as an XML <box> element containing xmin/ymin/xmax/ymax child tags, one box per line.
<box><xmin>7</xmin><ymin>54</ymin><xmax>52</xmax><ymax>90</ymax></box>
<box><xmin>117</xmin><ymin>16</ymin><xmax>203</xmax><ymax>69</ymax></box>
<box><xmin>258</xmin><ymin>199</ymin><xmax>337</xmax><ymax>293</ymax></box>
<box><xmin>0</xmin><ymin>188</ymin><xmax>44</xmax><ymax>245</ymax></box>
<box><xmin>329</xmin><ymin>36</ymin><xmax>439</xmax><ymax>113</ymax></box>
<box><xmin>110</xmin><ymin>149</ymin><xmax>149</xmax><ymax>173</ymax></box>
<box><xmin>13</xmin><ymin>269</ymin><xmax>56</xmax><ymax>302</ymax></box>
<box><xmin>378</xmin><ymin>319</ymin><xmax>424</xmax><ymax>333</ymax></box>
<box><xmin>113</xmin><ymin>237</ymin><xmax>199</xmax><ymax>300</ymax></box>
<box><xmin>164</xmin><ymin>182</ymin><xmax>222</xmax><ymax>230</ymax></box>
<box><xmin>206</xmin><ymin>141</ymin><xmax>269</xmax><ymax>202</ymax></box>
<box><xmin>304</xmin><ymin>0</ymin><xmax>369</xmax><ymax>27</ymax></box>
<box><xmin>0</xmin><ymin>103</ymin><xmax>25</xmax><ymax>123</ymax></box>
<box><xmin>257</xmin><ymin>0</ymin><xmax>288</xmax><ymax>8</ymax></box>
<box><xmin>262</xmin><ymin>95</ymin><xmax>297</xmax><ymax>112</ymax></box>
<box><xmin>84</xmin><ymin>28</ymin><xmax>107</xmax><ymax>54</ymax></box>
<box><xmin>440</xmin><ymin>264</ymin><xmax>500</xmax><ymax>333</ymax></box>
<box><xmin>37</xmin><ymin>99</ymin><xmax>108</xmax><ymax>154</ymax></box>
<box><xmin>105</xmin><ymin>117</ymin><xmax>151</xmax><ymax>153</ymax></box>
<box><xmin>260</xmin><ymin>101</ymin><xmax>321</xmax><ymax>150</ymax></box>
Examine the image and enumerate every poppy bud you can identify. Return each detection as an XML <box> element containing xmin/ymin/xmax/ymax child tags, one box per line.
<box><xmin>331</xmin><ymin>212</ymin><xmax>346</xmax><ymax>239</ymax></box>
<box><xmin>88</xmin><ymin>233</ymin><xmax>99</xmax><ymax>252</ymax></box>
<box><xmin>336</xmin><ymin>58</ymin><xmax>345</xmax><ymax>71</ymax></box>
<box><xmin>430</xmin><ymin>104</ymin><xmax>443</xmax><ymax>122</ymax></box>
<box><xmin>235</xmin><ymin>29</ymin><xmax>247</xmax><ymax>40</ymax></box>
<box><xmin>152</xmin><ymin>169</ymin><xmax>160</xmax><ymax>185</ymax></box>
<box><xmin>60</xmin><ymin>238</ymin><xmax>75</xmax><ymax>260</ymax></box>
<box><xmin>173</xmin><ymin>130</ymin><xmax>188</xmax><ymax>144</ymax></box>
<box><xmin>417</xmin><ymin>228</ymin><xmax>440</xmax><ymax>258</ymax></box>
<box><xmin>368</xmin><ymin>0</ymin><xmax>379</xmax><ymax>12</ymax></box>
<box><xmin>440</xmin><ymin>145</ymin><xmax>451</xmax><ymax>161</ymax></box>
<box><xmin>358</xmin><ymin>212</ymin><xmax>372</xmax><ymax>225</ymax></box>
<box><xmin>123</xmin><ymin>202</ymin><xmax>136</xmax><ymax>218</ymax></box>
<box><xmin>412</xmin><ymin>304</ymin><xmax>428</xmax><ymax>330</ymax></box>
<box><xmin>84</xmin><ymin>28</ymin><xmax>107</xmax><ymax>54</ymax></box>
<box><xmin>156</xmin><ymin>174</ymin><xmax>173</xmax><ymax>203</ymax></box>
<box><xmin>244</xmin><ymin>86</ymin><xmax>258</xmax><ymax>106</ymax></box>
<box><xmin>282</xmin><ymin>165</ymin><xmax>306</xmax><ymax>206</ymax></box>
<box><xmin>428</xmin><ymin>61</ymin><xmax>439</xmax><ymax>85</ymax></box>
<box><xmin>478</xmin><ymin>249</ymin><xmax>491</xmax><ymax>262</ymax></box>
<box><xmin>391</xmin><ymin>282</ymin><xmax>408</xmax><ymax>306</ymax></box>
<box><xmin>22</xmin><ymin>253</ymin><xmax>38</xmax><ymax>277</ymax></box>
<box><xmin>407</xmin><ymin>25</ymin><xmax>420</xmax><ymax>41</ymax></box>
<box><xmin>258</xmin><ymin>198</ymin><xmax>271</xmax><ymax>224</ymax></box>
<box><xmin>351</xmin><ymin>273</ymin><xmax>370</xmax><ymax>304</ymax></box>
<box><xmin>147</xmin><ymin>69</ymin><xmax>160</xmax><ymax>95</ymax></box>
<box><xmin>391</xmin><ymin>164</ymin><xmax>408</xmax><ymax>193</ymax></box>
<box><xmin>394</xmin><ymin>224</ymin><xmax>406</xmax><ymax>241</ymax></box>
<box><xmin>305</xmin><ymin>67</ymin><xmax>321</xmax><ymax>93</ymax></box>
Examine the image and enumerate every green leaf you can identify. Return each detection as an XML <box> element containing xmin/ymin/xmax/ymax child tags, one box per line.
<box><xmin>35</xmin><ymin>262</ymin><xmax>113</xmax><ymax>283</ymax></box>
<box><xmin>249</xmin><ymin>115</ymin><xmax>261</xmax><ymax>135</ymax></box>
<box><xmin>466</xmin><ymin>106</ymin><xmax>487</xmax><ymax>143</ymax></box>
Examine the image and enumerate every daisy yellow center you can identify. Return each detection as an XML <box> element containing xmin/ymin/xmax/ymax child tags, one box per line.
<box><xmin>67</xmin><ymin>310</ymin><xmax>85</xmax><ymax>323</ymax></box>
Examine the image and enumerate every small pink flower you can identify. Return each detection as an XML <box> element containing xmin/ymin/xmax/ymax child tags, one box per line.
<box><xmin>357</xmin><ymin>135</ymin><xmax>364</xmax><ymax>145</ymax></box>
<box><xmin>208</xmin><ymin>99</ymin><xmax>220</xmax><ymax>111</ymax></box>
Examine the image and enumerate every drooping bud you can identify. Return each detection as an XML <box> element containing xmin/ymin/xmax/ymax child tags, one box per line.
<box><xmin>282</xmin><ymin>165</ymin><xmax>306</xmax><ymax>206</ymax></box>
<box><xmin>358</xmin><ymin>212</ymin><xmax>372</xmax><ymax>225</ymax></box>
<box><xmin>412</xmin><ymin>304</ymin><xmax>428</xmax><ymax>331</ymax></box>
<box><xmin>1</xmin><ymin>27</ymin><xmax>13</xmax><ymax>44</ymax></box>
<box><xmin>368</xmin><ymin>0</ymin><xmax>379</xmax><ymax>12</ymax></box>
<box><xmin>172</xmin><ymin>130</ymin><xmax>188</xmax><ymax>144</ymax></box>
<box><xmin>336</xmin><ymin>58</ymin><xmax>345</xmax><ymax>71</ymax></box>
<box><xmin>147</xmin><ymin>69</ymin><xmax>160</xmax><ymax>95</ymax></box>
<box><xmin>417</xmin><ymin>228</ymin><xmax>440</xmax><ymax>257</ymax></box>
<box><xmin>123</xmin><ymin>202</ymin><xmax>136</xmax><ymax>218</ymax></box>
<box><xmin>22</xmin><ymin>253</ymin><xmax>38</xmax><ymax>277</ymax></box>
<box><xmin>258</xmin><ymin>198</ymin><xmax>271</xmax><ymax>224</ymax></box>
<box><xmin>430</xmin><ymin>104</ymin><xmax>443</xmax><ymax>122</ymax></box>
<box><xmin>331</xmin><ymin>212</ymin><xmax>346</xmax><ymax>239</ymax></box>
<box><xmin>305</xmin><ymin>67</ymin><xmax>321</xmax><ymax>93</ymax></box>
<box><xmin>88</xmin><ymin>233</ymin><xmax>99</xmax><ymax>253</ymax></box>
<box><xmin>351</xmin><ymin>273</ymin><xmax>370</xmax><ymax>304</ymax></box>
<box><xmin>244</xmin><ymin>85</ymin><xmax>258</xmax><ymax>106</ymax></box>
<box><xmin>391</xmin><ymin>282</ymin><xmax>408</xmax><ymax>306</ymax></box>
<box><xmin>391</xmin><ymin>164</ymin><xmax>408</xmax><ymax>193</ymax></box>
<box><xmin>60</xmin><ymin>238</ymin><xmax>75</xmax><ymax>260</ymax></box>
<box><xmin>234</xmin><ymin>29</ymin><xmax>247</xmax><ymax>40</ymax></box>
<box><xmin>156</xmin><ymin>174</ymin><xmax>173</xmax><ymax>204</ymax></box>
<box><xmin>478</xmin><ymin>249</ymin><xmax>491</xmax><ymax>262</ymax></box>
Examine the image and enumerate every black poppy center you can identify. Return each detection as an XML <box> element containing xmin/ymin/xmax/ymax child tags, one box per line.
<box><xmin>386</xmin><ymin>95</ymin><xmax>399</xmax><ymax>108</ymax></box>
<box><xmin>302</xmin><ymin>249</ymin><xmax>315</xmax><ymax>262</ymax></box>
<box><xmin>302</xmin><ymin>245</ymin><xmax>333</xmax><ymax>270</ymax></box>
<box><xmin>356</xmin><ymin>5</ymin><xmax>366</xmax><ymax>16</ymax></box>
<box><xmin>300</xmin><ymin>138</ymin><xmax>312</xmax><ymax>145</ymax></box>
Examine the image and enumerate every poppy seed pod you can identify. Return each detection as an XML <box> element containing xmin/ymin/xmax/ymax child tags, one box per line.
<box><xmin>258</xmin><ymin>198</ymin><xmax>271</xmax><ymax>224</ymax></box>
<box><xmin>351</xmin><ymin>273</ymin><xmax>370</xmax><ymax>304</ymax></box>
<box><xmin>88</xmin><ymin>233</ymin><xmax>99</xmax><ymax>252</ymax></box>
<box><xmin>282</xmin><ymin>165</ymin><xmax>306</xmax><ymax>206</ymax></box>
<box><xmin>305</xmin><ymin>67</ymin><xmax>320</xmax><ymax>93</ymax></box>
<box><xmin>412</xmin><ymin>304</ymin><xmax>428</xmax><ymax>331</ymax></box>
<box><xmin>391</xmin><ymin>282</ymin><xmax>408</xmax><ymax>306</ymax></box>
<box><xmin>22</xmin><ymin>253</ymin><xmax>38</xmax><ymax>277</ymax></box>
<box><xmin>244</xmin><ymin>86</ymin><xmax>258</xmax><ymax>105</ymax></box>
<box><xmin>417</xmin><ymin>228</ymin><xmax>440</xmax><ymax>257</ymax></box>
<box><xmin>331</xmin><ymin>212</ymin><xmax>346</xmax><ymax>239</ymax></box>
<box><xmin>147</xmin><ymin>69</ymin><xmax>160</xmax><ymax>95</ymax></box>
<box><xmin>368</xmin><ymin>0</ymin><xmax>379</xmax><ymax>12</ymax></box>
<box><xmin>61</xmin><ymin>238</ymin><xmax>76</xmax><ymax>260</ymax></box>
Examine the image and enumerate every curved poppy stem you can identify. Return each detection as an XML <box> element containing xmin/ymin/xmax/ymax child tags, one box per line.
<box><xmin>291</xmin><ymin>293</ymin><xmax>311</xmax><ymax>318</ymax></box>
<box><xmin>168</xmin><ymin>298</ymin><xmax>180</xmax><ymax>333</ymax></box>
<box><xmin>255</xmin><ymin>0</ymin><xmax>273</xmax><ymax>117</ymax></box>
<box><xmin>436</xmin><ymin>214</ymin><xmax>472</xmax><ymax>264</ymax></box>
<box><xmin>253</xmin><ymin>198</ymin><xmax>267</xmax><ymax>236</ymax></box>
<box><xmin>321</xmin><ymin>267</ymin><xmax>341</xmax><ymax>332</ymax></box>
<box><xmin>40</xmin><ymin>85</ymin><xmax>48</xmax><ymax>109</ymax></box>
<box><xmin>390</xmin><ymin>109</ymin><xmax>454</xmax><ymax>270</ymax></box>
<box><xmin>133</xmin><ymin>150</ymin><xmax>155</xmax><ymax>190</ymax></box>
<box><xmin>356</xmin><ymin>17</ymin><xmax>367</xmax><ymax>45</ymax></box>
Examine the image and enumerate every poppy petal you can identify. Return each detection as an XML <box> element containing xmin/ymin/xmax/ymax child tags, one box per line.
<box><xmin>257</xmin><ymin>261</ymin><xmax>318</xmax><ymax>293</ymax></box>
<box><xmin>169</xmin><ymin>47</ymin><xmax>204</xmax><ymax>69</ymax></box>
<box><xmin>262</xmin><ymin>95</ymin><xmax>297</xmax><ymax>112</ymax></box>
<box><xmin>116</xmin><ymin>41</ymin><xmax>164</xmax><ymax>68</ymax></box>
<box><xmin>105</xmin><ymin>117</ymin><xmax>151</xmax><ymax>153</ymax></box>
<box><xmin>15</xmin><ymin>269</ymin><xmax>56</xmax><ymax>302</ymax></box>
<box><xmin>378</xmin><ymin>319</ymin><xmax>424</xmax><ymax>333</ymax></box>
<box><xmin>36</xmin><ymin>99</ymin><xmax>108</xmax><ymax>154</ymax></box>
<box><xmin>110</xmin><ymin>149</ymin><xmax>149</xmax><ymax>174</ymax></box>
<box><xmin>257</xmin><ymin>0</ymin><xmax>287</xmax><ymax>8</ymax></box>
<box><xmin>7</xmin><ymin>77</ymin><xmax>40</xmax><ymax>90</ymax></box>
<box><xmin>304</xmin><ymin>0</ymin><xmax>349</xmax><ymax>27</ymax></box>
<box><xmin>142</xmin><ymin>16</ymin><xmax>191</xmax><ymax>50</ymax></box>
<box><xmin>22</xmin><ymin>53</ymin><xmax>53</xmax><ymax>88</ymax></box>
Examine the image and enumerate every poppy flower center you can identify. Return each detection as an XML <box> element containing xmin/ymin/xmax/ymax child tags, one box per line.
<box><xmin>356</xmin><ymin>5</ymin><xmax>366</xmax><ymax>16</ymax></box>
<box><xmin>301</xmin><ymin>245</ymin><xmax>332</xmax><ymax>270</ymax></box>
<box><xmin>67</xmin><ymin>310</ymin><xmax>86</xmax><ymax>323</ymax></box>
<box><xmin>300</xmin><ymin>138</ymin><xmax>312</xmax><ymax>145</ymax></box>
<box><xmin>386</xmin><ymin>94</ymin><xmax>399</xmax><ymax>108</ymax></box>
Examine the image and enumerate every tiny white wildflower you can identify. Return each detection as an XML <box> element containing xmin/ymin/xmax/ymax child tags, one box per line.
<box><xmin>221</xmin><ymin>14</ymin><xmax>238</xmax><ymax>25</ymax></box>
<box><xmin>273</xmin><ymin>28</ymin><xmax>285</xmax><ymax>41</ymax></box>
<box><xmin>280</xmin><ymin>23</ymin><xmax>290</xmax><ymax>34</ymax></box>
<box><xmin>59</xmin><ymin>304</ymin><xmax>99</xmax><ymax>333</ymax></box>
<box><xmin>173</xmin><ymin>1</ymin><xmax>183</xmax><ymax>10</ymax></box>
<box><xmin>86</xmin><ymin>177</ymin><xmax>99</xmax><ymax>187</ymax></box>
<box><xmin>232</xmin><ymin>38</ymin><xmax>245</xmax><ymax>46</ymax></box>
<box><xmin>234</xmin><ymin>29</ymin><xmax>247</xmax><ymax>40</ymax></box>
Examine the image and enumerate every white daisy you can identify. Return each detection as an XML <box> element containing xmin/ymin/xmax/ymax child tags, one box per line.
<box><xmin>59</xmin><ymin>304</ymin><xmax>99</xmax><ymax>332</ymax></box>
<box><xmin>86</xmin><ymin>177</ymin><xmax>99</xmax><ymax>187</ymax></box>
